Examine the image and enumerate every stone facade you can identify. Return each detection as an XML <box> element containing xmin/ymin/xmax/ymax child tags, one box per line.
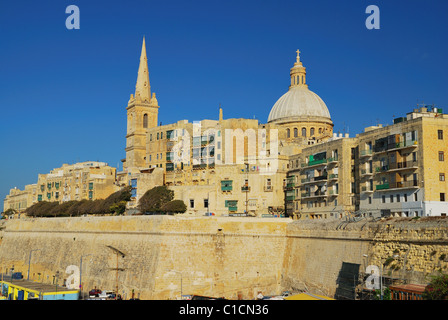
<box><xmin>3</xmin><ymin>162</ymin><xmax>119</xmax><ymax>213</ymax></box>
<box><xmin>286</xmin><ymin>107</ymin><xmax>448</xmax><ymax>219</ymax></box>
<box><xmin>0</xmin><ymin>216</ymin><xmax>447</xmax><ymax>299</ymax></box>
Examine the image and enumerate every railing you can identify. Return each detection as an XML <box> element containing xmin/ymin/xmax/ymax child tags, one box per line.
<box><xmin>360</xmin><ymin>149</ymin><xmax>373</xmax><ymax>157</ymax></box>
<box><xmin>301</xmin><ymin>176</ymin><xmax>328</xmax><ymax>184</ymax></box>
<box><xmin>301</xmin><ymin>158</ymin><xmax>327</xmax><ymax>168</ymax></box>
<box><xmin>376</xmin><ymin>183</ymin><xmax>390</xmax><ymax>190</ymax></box>
<box><xmin>375</xmin><ymin>165</ymin><xmax>389</xmax><ymax>173</ymax></box>
<box><xmin>361</xmin><ymin>169</ymin><xmax>373</xmax><ymax>175</ymax></box>
<box><xmin>301</xmin><ymin>191</ymin><xmax>327</xmax><ymax>198</ymax></box>
<box><xmin>375</xmin><ymin>180</ymin><xmax>418</xmax><ymax>190</ymax></box>
<box><xmin>241</xmin><ymin>186</ymin><xmax>250</xmax><ymax>192</ymax></box>
<box><xmin>388</xmin><ymin>160</ymin><xmax>418</xmax><ymax>170</ymax></box>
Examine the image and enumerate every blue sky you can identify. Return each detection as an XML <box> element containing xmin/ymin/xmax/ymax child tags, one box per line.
<box><xmin>1</xmin><ymin>0</ymin><xmax>447</xmax><ymax>206</ymax></box>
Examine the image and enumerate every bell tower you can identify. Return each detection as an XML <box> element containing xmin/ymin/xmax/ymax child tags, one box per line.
<box><xmin>125</xmin><ymin>37</ymin><xmax>159</xmax><ymax>171</ymax></box>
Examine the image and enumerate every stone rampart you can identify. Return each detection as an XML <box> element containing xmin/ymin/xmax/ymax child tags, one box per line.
<box><xmin>1</xmin><ymin>216</ymin><xmax>447</xmax><ymax>299</ymax></box>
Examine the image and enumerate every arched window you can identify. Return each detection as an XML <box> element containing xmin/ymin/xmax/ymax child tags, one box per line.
<box><xmin>294</xmin><ymin>128</ymin><xmax>298</xmax><ymax>137</ymax></box>
<box><xmin>319</xmin><ymin>128</ymin><xmax>322</xmax><ymax>134</ymax></box>
<box><xmin>302</xmin><ymin>128</ymin><xmax>307</xmax><ymax>137</ymax></box>
<box><xmin>286</xmin><ymin>128</ymin><xmax>291</xmax><ymax>138</ymax></box>
<box><xmin>310</xmin><ymin>128</ymin><xmax>315</xmax><ymax>136</ymax></box>
<box><xmin>143</xmin><ymin>114</ymin><xmax>148</xmax><ymax>128</ymax></box>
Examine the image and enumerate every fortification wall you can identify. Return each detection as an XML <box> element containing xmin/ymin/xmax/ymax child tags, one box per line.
<box><xmin>1</xmin><ymin>216</ymin><xmax>447</xmax><ymax>300</ymax></box>
<box><xmin>282</xmin><ymin>217</ymin><xmax>448</xmax><ymax>298</ymax></box>
<box><xmin>0</xmin><ymin>216</ymin><xmax>290</xmax><ymax>300</ymax></box>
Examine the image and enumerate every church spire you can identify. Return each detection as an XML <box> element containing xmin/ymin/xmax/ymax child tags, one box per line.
<box><xmin>135</xmin><ymin>37</ymin><xmax>151</xmax><ymax>102</ymax></box>
<box><xmin>290</xmin><ymin>49</ymin><xmax>308</xmax><ymax>89</ymax></box>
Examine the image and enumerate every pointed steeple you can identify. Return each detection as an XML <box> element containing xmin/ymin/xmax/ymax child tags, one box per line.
<box><xmin>290</xmin><ymin>49</ymin><xmax>308</xmax><ymax>89</ymax></box>
<box><xmin>135</xmin><ymin>37</ymin><xmax>151</xmax><ymax>102</ymax></box>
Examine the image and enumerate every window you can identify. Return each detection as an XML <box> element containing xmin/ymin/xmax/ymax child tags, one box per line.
<box><xmin>414</xmin><ymin>193</ymin><xmax>418</xmax><ymax>201</ymax></box>
<box><xmin>294</xmin><ymin>128</ymin><xmax>298</xmax><ymax>137</ymax></box>
<box><xmin>368</xmin><ymin>197</ymin><xmax>372</xmax><ymax>204</ymax></box>
<box><xmin>302</xmin><ymin>128</ymin><xmax>307</xmax><ymax>137</ymax></box>
<box><xmin>438</xmin><ymin>130</ymin><xmax>443</xmax><ymax>140</ymax></box>
<box><xmin>143</xmin><ymin>114</ymin><xmax>148</xmax><ymax>128</ymax></box>
<box><xmin>204</xmin><ymin>199</ymin><xmax>209</xmax><ymax>208</ymax></box>
<box><xmin>441</xmin><ymin>193</ymin><xmax>446</xmax><ymax>202</ymax></box>
<box><xmin>404</xmin><ymin>194</ymin><xmax>408</xmax><ymax>202</ymax></box>
<box><xmin>439</xmin><ymin>151</ymin><xmax>444</xmax><ymax>161</ymax></box>
<box><xmin>390</xmin><ymin>195</ymin><xmax>394</xmax><ymax>203</ymax></box>
<box><xmin>382</xmin><ymin>195</ymin><xmax>386</xmax><ymax>203</ymax></box>
<box><xmin>440</xmin><ymin>173</ymin><xmax>445</xmax><ymax>181</ymax></box>
<box><xmin>397</xmin><ymin>194</ymin><xmax>401</xmax><ymax>202</ymax></box>
<box><xmin>190</xmin><ymin>199</ymin><xmax>195</xmax><ymax>208</ymax></box>
<box><xmin>310</xmin><ymin>128</ymin><xmax>315</xmax><ymax>136</ymax></box>
<box><xmin>286</xmin><ymin>128</ymin><xmax>290</xmax><ymax>138</ymax></box>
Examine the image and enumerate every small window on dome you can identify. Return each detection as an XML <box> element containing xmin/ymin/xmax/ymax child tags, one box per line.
<box><xmin>310</xmin><ymin>128</ymin><xmax>315</xmax><ymax>136</ymax></box>
<box><xmin>294</xmin><ymin>128</ymin><xmax>298</xmax><ymax>137</ymax></box>
<box><xmin>286</xmin><ymin>128</ymin><xmax>291</xmax><ymax>138</ymax></box>
<box><xmin>302</xmin><ymin>128</ymin><xmax>307</xmax><ymax>137</ymax></box>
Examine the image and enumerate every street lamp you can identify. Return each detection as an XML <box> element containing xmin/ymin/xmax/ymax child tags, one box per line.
<box><xmin>27</xmin><ymin>249</ymin><xmax>41</xmax><ymax>280</ymax></box>
<box><xmin>79</xmin><ymin>254</ymin><xmax>92</xmax><ymax>299</ymax></box>
<box><xmin>169</xmin><ymin>270</ymin><xmax>183</xmax><ymax>299</ymax></box>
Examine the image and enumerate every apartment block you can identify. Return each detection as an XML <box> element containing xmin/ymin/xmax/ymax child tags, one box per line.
<box><xmin>286</xmin><ymin>107</ymin><xmax>448</xmax><ymax>219</ymax></box>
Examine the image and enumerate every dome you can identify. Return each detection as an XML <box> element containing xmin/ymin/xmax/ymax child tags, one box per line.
<box><xmin>268</xmin><ymin>86</ymin><xmax>331</xmax><ymax>123</ymax></box>
<box><xmin>267</xmin><ymin>49</ymin><xmax>331</xmax><ymax>124</ymax></box>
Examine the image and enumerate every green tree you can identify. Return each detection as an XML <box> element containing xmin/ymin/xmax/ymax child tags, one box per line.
<box><xmin>138</xmin><ymin>186</ymin><xmax>174</xmax><ymax>213</ymax></box>
<box><xmin>423</xmin><ymin>272</ymin><xmax>448</xmax><ymax>300</ymax></box>
<box><xmin>4</xmin><ymin>208</ymin><xmax>17</xmax><ymax>217</ymax></box>
<box><xmin>160</xmin><ymin>200</ymin><xmax>187</xmax><ymax>214</ymax></box>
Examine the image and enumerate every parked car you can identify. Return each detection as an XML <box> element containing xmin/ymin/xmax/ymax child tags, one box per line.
<box><xmin>89</xmin><ymin>288</ymin><xmax>101</xmax><ymax>297</ymax></box>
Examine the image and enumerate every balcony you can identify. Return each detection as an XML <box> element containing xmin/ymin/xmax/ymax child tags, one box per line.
<box><xmin>327</xmin><ymin>157</ymin><xmax>339</xmax><ymax>164</ymax></box>
<box><xmin>301</xmin><ymin>158</ymin><xmax>327</xmax><ymax>168</ymax></box>
<box><xmin>264</xmin><ymin>185</ymin><xmax>273</xmax><ymax>192</ymax></box>
<box><xmin>388</xmin><ymin>160</ymin><xmax>418</xmax><ymax>172</ymax></box>
<box><xmin>328</xmin><ymin>173</ymin><xmax>338</xmax><ymax>180</ymax></box>
<box><xmin>388</xmin><ymin>140</ymin><xmax>418</xmax><ymax>151</ymax></box>
<box><xmin>361</xmin><ymin>168</ymin><xmax>374</xmax><ymax>176</ymax></box>
<box><xmin>375</xmin><ymin>140</ymin><xmax>418</xmax><ymax>154</ymax></box>
<box><xmin>361</xmin><ymin>186</ymin><xmax>374</xmax><ymax>193</ymax></box>
<box><xmin>241</xmin><ymin>186</ymin><xmax>251</xmax><ymax>192</ymax></box>
<box><xmin>301</xmin><ymin>175</ymin><xmax>328</xmax><ymax>185</ymax></box>
<box><xmin>301</xmin><ymin>191</ymin><xmax>327</xmax><ymax>199</ymax></box>
<box><xmin>375</xmin><ymin>165</ymin><xmax>389</xmax><ymax>173</ymax></box>
<box><xmin>359</xmin><ymin>149</ymin><xmax>373</xmax><ymax>158</ymax></box>
<box><xmin>376</xmin><ymin>183</ymin><xmax>390</xmax><ymax>190</ymax></box>
<box><xmin>375</xmin><ymin>180</ymin><xmax>418</xmax><ymax>191</ymax></box>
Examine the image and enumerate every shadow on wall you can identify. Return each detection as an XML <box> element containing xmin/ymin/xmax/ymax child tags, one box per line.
<box><xmin>334</xmin><ymin>262</ymin><xmax>360</xmax><ymax>300</ymax></box>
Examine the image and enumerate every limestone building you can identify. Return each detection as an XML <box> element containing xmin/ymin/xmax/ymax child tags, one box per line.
<box><xmin>286</xmin><ymin>107</ymin><xmax>448</xmax><ymax>219</ymax></box>
<box><xmin>3</xmin><ymin>161</ymin><xmax>120</xmax><ymax>213</ymax></box>
<box><xmin>36</xmin><ymin>161</ymin><xmax>119</xmax><ymax>203</ymax></box>
<box><xmin>3</xmin><ymin>184</ymin><xmax>38</xmax><ymax>215</ymax></box>
<box><xmin>120</xmin><ymin>39</ymin><xmax>447</xmax><ymax>219</ymax></box>
<box><xmin>120</xmin><ymin>39</ymin><xmax>334</xmax><ymax>216</ymax></box>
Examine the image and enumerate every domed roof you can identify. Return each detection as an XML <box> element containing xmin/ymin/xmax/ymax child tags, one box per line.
<box><xmin>268</xmin><ymin>49</ymin><xmax>331</xmax><ymax>124</ymax></box>
<box><xmin>268</xmin><ymin>86</ymin><xmax>331</xmax><ymax>123</ymax></box>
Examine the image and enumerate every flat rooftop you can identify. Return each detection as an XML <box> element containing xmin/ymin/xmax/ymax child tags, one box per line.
<box><xmin>1</xmin><ymin>274</ymin><xmax>77</xmax><ymax>294</ymax></box>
